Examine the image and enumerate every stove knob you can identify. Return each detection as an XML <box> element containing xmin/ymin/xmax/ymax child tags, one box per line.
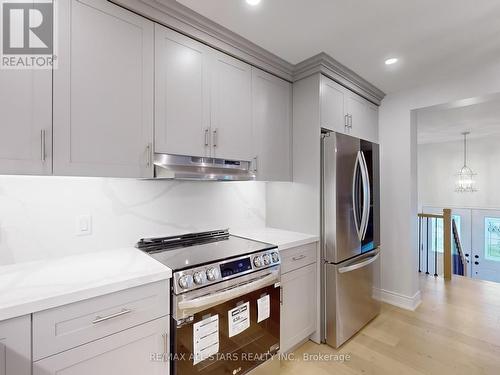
<box><xmin>178</xmin><ymin>275</ymin><xmax>193</xmax><ymax>290</ymax></box>
<box><xmin>271</xmin><ymin>252</ymin><xmax>279</xmax><ymax>263</ymax></box>
<box><xmin>206</xmin><ymin>267</ymin><xmax>220</xmax><ymax>282</ymax></box>
<box><xmin>263</xmin><ymin>253</ymin><xmax>271</xmax><ymax>265</ymax></box>
<box><xmin>193</xmin><ymin>271</ymin><xmax>207</xmax><ymax>285</ymax></box>
<box><xmin>253</xmin><ymin>256</ymin><xmax>263</xmax><ymax>268</ymax></box>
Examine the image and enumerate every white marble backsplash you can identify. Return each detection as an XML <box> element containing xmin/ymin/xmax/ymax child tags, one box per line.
<box><xmin>0</xmin><ymin>176</ymin><xmax>266</xmax><ymax>265</ymax></box>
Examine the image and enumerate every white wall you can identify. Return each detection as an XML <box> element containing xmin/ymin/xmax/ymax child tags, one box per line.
<box><xmin>379</xmin><ymin>58</ymin><xmax>500</xmax><ymax>305</ymax></box>
<box><xmin>0</xmin><ymin>176</ymin><xmax>266</xmax><ymax>265</ymax></box>
<box><xmin>419</xmin><ymin>135</ymin><xmax>500</xmax><ymax>210</ymax></box>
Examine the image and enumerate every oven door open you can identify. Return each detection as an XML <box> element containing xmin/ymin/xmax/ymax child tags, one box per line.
<box><xmin>171</xmin><ymin>271</ymin><xmax>280</xmax><ymax>375</ymax></box>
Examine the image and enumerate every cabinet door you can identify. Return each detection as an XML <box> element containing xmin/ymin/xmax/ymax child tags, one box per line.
<box><xmin>155</xmin><ymin>25</ymin><xmax>211</xmax><ymax>157</ymax></box>
<box><xmin>0</xmin><ymin>69</ymin><xmax>52</xmax><ymax>175</ymax></box>
<box><xmin>251</xmin><ymin>68</ymin><xmax>292</xmax><ymax>181</ymax></box>
<box><xmin>0</xmin><ymin>315</ymin><xmax>31</xmax><ymax>375</ymax></box>
<box><xmin>210</xmin><ymin>51</ymin><xmax>253</xmax><ymax>161</ymax></box>
<box><xmin>346</xmin><ymin>92</ymin><xmax>379</xmax><ymax>143</ymax></box>
<box><xmin>33</xmin><ymin>317</ymin><xmax>169</xmax><ymax>375</ymax></box>
<box><xmin>320</xmin><ymin>76</ymin><xmax>346</xmax><ymax>134</ymax></box>
<box><xmin>53</xmin><ymin>0</ymin><xmax>154</xmax><ymax>177</ymax></box>
<box><xmin>280</xmin><ymin>263</ymin><xmax>317</xmax><ymax>353</ymax></box>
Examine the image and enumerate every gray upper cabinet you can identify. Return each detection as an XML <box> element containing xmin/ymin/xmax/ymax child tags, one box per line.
<box><xmin>0</xmin><ymin>315</ymin><xmax>31</xmax><ymax>375</ymax></box>
<box><xmin>320</xmin><ymin>75</ymin><xmax>346</xmax><ymax>134</ymax></box>
<box><xmin>154</xmin><ymin>25</ymin><xmax>211</xmax><ymax>158</ymax></box>
<box><xmin>0</xmin><ymin>69</ymin><xmax>52</xmax><ymax>175</ymax></box>
<box><xmin>345</xmin><ymin>91</ymin><xmax>379</xmax><ymax>143</ymax></box>
<box><xmin>251</xmin><ymin>68</ymin><xmax>292</xmax><ymax>181</ymax></box>
<box><xmin>154</xmin><ymin>27</ymin><xmax>253</xmax><ymax>162</ymax></box>
<box><xmin>210</xmin><ymin>51</ymin><xmax>253</xmax><ymax>161</ymax></box>
<box><xmin>53</xmin><ymin>0</ymin><xmax>154</xmax><ymax>178</ymax></box>
<box><xmin>320</xmin><ymin>75</ymin><xmax>379</xmax><ymax>143</ymax></box>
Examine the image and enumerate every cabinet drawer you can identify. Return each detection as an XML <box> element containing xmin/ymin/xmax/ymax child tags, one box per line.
<box><xmin>281</xmin><ymin>243</ymin><xmax>317</xmax><ymax>274</ymax></box>
<box><xmin>33</xmin><ymin>316</ymin><xmax>169</xmax><ymax>375</ymax></box>
<box><xmin>33</xmin><ymin>280</ymin><xmax>169</xmax><ymax>361</ymax></box>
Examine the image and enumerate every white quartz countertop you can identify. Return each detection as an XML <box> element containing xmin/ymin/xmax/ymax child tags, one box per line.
<box><xmin>0</xmin><ymin>248</ymin><xmax>171</xmax><ymax>322</ymax></box>
<box><xmin>232</xmin><ymin>227</ymin><xmax>319</xmax><ymax>251</ymax></box>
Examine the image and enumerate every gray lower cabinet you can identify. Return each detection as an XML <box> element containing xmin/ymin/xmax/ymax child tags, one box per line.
<box><xmin>280</xmin><ymin>244</ymin><xmax>318</xmax><ymax>353</ymax></box>
<box><xmin>33</xmin><ymin>316</ymin><xmax>169</xmax><ymax>375</ymax></box>
<box><xmin>0</xmin><ymin>315</ymin><xmax>31</xmax><ymax>375</ymax></box>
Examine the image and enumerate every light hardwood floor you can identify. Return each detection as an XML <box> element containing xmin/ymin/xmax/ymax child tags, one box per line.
<box><xmin>280</xmin><ymin>275</ymin><xmax>500</xmax><ymax>375</ymax></box>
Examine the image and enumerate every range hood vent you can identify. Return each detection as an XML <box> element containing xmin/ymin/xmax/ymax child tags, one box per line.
<box><xmin>154</xmin><ymin>154</ymin><xmax>256</xmax><ymax>181</ymax></box>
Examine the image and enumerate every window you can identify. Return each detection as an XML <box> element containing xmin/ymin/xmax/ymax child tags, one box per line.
<box><xmin>430</xmin><ymin>215</ymin><xmax>461</xmax><ymax>253</ymax></box>
<box><xmin>485</xmin><ymin>217</ymin><xmax>500</xmax><ymax>262</ymax></box>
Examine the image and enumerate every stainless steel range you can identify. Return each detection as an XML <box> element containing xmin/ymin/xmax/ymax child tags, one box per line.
<box><xmin>137</xmin><ymin>229</ymin><xmax>281</xmax><ymax>375</ymax></box>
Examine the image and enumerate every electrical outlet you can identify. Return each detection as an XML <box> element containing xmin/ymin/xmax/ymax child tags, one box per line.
<box><xmin>76</xmin><ymin>215</ymin><xmax>92</xmax><ymax>236</ymax></box>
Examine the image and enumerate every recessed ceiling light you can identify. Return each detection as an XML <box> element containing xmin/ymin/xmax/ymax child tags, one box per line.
<box><xmin>385</xmin><ymin>58</ymin><xmax>399</xmax><ymax>65</ymax></box>
<box><xmin>246</xmin><ymin>0</ymin><xmax>261</xmax><ymax>6</ymax></box>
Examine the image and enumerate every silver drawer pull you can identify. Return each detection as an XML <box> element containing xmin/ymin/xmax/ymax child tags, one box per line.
<box><xmin>292</xmin><ymin>255</ymin><xmax>306</xmax><ymax>261</ymax></box>
<box><xmin>92</xmin><ymin>308</ymin><xmax>132</xmax><ymax>324</ymax></box>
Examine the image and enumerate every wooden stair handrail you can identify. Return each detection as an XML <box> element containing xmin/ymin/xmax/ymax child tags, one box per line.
<box><xmin>418</xmin><ymin>213</ymin><xmax>444</xmax><ymax>219</ymax></box>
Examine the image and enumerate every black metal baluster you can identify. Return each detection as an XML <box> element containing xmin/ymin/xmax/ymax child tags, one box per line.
<box><xmin>426</xmin><ymin>217</ymin><xmax>430</xmax><ymax>275</ymax></box>
<box><xmin>418</xmin><ymin>217</ymin><xmax>422</xmax><ymax>273</ymax></box>
<box><xmin>434</xmin><ymin>218</ymin><xmax>438</xmax><ymax>276</ymax></box>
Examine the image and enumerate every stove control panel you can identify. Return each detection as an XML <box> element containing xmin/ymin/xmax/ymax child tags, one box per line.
<box><xmin>173</xmin><ymin>248</ymin><xmax>280</xmax><ymax>294</ymax></box>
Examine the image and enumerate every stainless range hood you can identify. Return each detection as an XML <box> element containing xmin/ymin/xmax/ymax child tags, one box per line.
<box><xmin>153</xmin><ymin>154</ymin><xmax>256</xmax><ymax>181</ymax></box>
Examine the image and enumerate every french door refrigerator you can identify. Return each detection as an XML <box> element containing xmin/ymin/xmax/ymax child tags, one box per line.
<box><xmin>321</xmin><ymin>131</ymin><xmax>381</xmax><ymax>348</ymax></box>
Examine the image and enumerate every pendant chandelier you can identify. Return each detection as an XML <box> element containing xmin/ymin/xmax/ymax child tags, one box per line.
<box><xmin>455</xmin><ymin>132</ymin><xmax>477</xmax><ymax>193</ymax></box>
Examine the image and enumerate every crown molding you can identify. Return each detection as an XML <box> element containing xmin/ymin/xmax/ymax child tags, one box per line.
<box><xmin>112</xmin><ymin>0</ymin><xmax>386</xmax><ymax>105</ymax></box>
<box><xmin>293</xmin><ymin>53</ymin><xmax>386</xmax><ymax>105</ymax></box>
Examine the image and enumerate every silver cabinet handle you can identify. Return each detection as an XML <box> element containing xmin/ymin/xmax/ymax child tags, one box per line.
<box><xmin>162</xmin><ymin>332</ymin><xmax>168</xmax><ymax>355</ymax></box>
<box><xmin>292</xmin><ymin>254</ymin><xmax>306</xmax><ymax>261</ymax></box>
<box><xmin>344</xmin><ymin>114</ymin><xmax>349</xmax><ymax>130</ymax></box>
<box><xmin>204</xmin><ymin>128</ymin><xmax>210</xmax><ymax>146</ymax></box>
<box><xmin>40</xmin><ymin>130</ymin><xmax>46</xmax><ymax>162</ymax></box>
<box><xmin>253</xmin><ymin>156</ymin><xmax>258</xmax><ymax>173</ymax></box>
<box><xmin>213</xmin><ymin>129</ymin><xmax>218</xmax><ymax>148</ymax></box>
<box><xmin>146</xmin><ymin>144</ymin><xmax>152</xmax><ymax>167</ymax></box>
<box><xmin>349</xmin><ymin>114</ymin><xmax>353</xmax><ymax>128</ymax></box>
<box><xmin>92</xmin><ymin>308</ymin><xmax>132</xmax><ymax>324</ymax></box>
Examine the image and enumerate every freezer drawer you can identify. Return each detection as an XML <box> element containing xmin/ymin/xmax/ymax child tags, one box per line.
<box><xmin>325</xmin><ymin>249</ymin><xmax>380</xmax><ymax>348</ymax></box>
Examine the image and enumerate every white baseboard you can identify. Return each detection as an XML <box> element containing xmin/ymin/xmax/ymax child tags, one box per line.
<box><xmin>374</xmin><ymin>288</ymin><xmax>422</xmax><ymax>311</ymax></box>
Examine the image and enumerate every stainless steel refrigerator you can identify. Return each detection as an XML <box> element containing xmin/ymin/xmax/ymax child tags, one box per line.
<box><xmin>321</xmin><ymin>131</ymin><xmax>381</xmax><ymax>348</ymax></box>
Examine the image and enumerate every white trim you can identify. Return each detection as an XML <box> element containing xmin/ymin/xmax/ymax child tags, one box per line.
<box><xmin>374</xmin><ymin>288</ymin><xmax>422</xmax><ymax>311</ymax></box>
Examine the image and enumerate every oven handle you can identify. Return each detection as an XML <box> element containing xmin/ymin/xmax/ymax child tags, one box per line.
<box><xmin>178</xmin><ymin>272</ymin><xmax>278</xmax><ymax>312</ymax></box>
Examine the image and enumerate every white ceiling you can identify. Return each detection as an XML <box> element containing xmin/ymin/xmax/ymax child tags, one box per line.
<box><xmin>417</xmin><ymin>96</ymin><xmax>500</xmax><ymax>144</ymax></box>
<box><xmin>175</xmin><ymin>0</ymin><xmax>500</xmax><ymax>93</ymax></box>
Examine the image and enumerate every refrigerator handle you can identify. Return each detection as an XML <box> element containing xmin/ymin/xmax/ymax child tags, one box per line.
<box><xmin>352</xmin><ymin>152</ymin><xmax>363</xmax><ymax>241</ymax></box>
<box><xmin>338</xmin><ymin>251</ymin><xmax>380</xmax><ymax>274</ymax></box>
<box><xmin>360</xmin><ymin>151</ymin><xmax>371</xmax><ymax>241</ymax></box>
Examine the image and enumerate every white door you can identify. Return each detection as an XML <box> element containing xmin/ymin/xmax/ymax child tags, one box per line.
<box><xmin>155</xmin><ymin>25</ymin><xmax>211</xmax><ymax>157</ymax></box>
<box><xmin>251</xmin><ymin>68</ymin><xmax>292</xmax><ymax>181</ymax></box>
<box><xmin>33</xmin><ymin>317</ymin><xmax>169</xmax><ymax>375</ymax></box>
<box><xmin>471</xmin><ymin>210</ymin><xmax>500</xmax><ymax>282</ymax></box>
<box><xmin>0</xmin><ymin>69</ymin><xmax>52</xmax><ymax>175</ymax></box>
<box><xmin>0</xmin><ymin>316</ymin><xmax>31</xmax><ymax>375</ymax></box>
<box><xmin>320</xmin><ymin>76</ymin><xmax>346</xmax><ymax>134</ymax></box>
<box><xmin>345</xmin><ymin>92</ymin><xmax>379</xmax><ymax>143</ymax></box>
<box><xmin>210</xmin><ymin>50</ymin><xmax>253</xmax><ymax>161</ymax></box>
<box><xmin>280</xmin><ymin>263</ymin><xmax>316</xmax><ymax>353</ymax></box>
<box><xmin>53</xmin><ymin>0</ymin><xmax>154</xmax><ymax>178</ymax></box>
